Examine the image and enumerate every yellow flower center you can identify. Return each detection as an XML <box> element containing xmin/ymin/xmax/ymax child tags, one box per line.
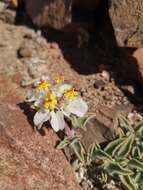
<box><xmin>55</xmin><ymin>75</ymin><xmax>64</xmax><ymax>84</ymax></box>
<box><xmin>43</xmin><ymin>92</ymin><xmax>57</xmax><ymax>110</ymax></box>
<box><xmin>37</xmin><ymin>80</ymin><xmax>51</xmax><ymax>91</ymax></box>
<box><xmin>64</xmin><ymin>88</ymin><xmax>78</xmax><ymax>100</ymax></box>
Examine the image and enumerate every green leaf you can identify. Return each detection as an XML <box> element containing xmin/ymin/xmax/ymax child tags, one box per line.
<box><xmin>87</xmin><ymin>143</ymin><xmax>96</xmax><ymax>164</ymax></box>
<box><xmin>135</xmin><ymin>123</ymin><xmax>143</xmax><ymax>138</ymax></box>
<box><xmin>111</xmin><ymin>138</ymin><xmax>127</xmax><ymax>157</ymax></box>
<box><xmin>91</xmin><ymin>148</ymin><xmax>113</xmax><ymax>161</ymax></box>
<box><xmin>139</xmin><ymin>142</ymin><xmax>143</xmax><ymax>152</ymax></box>
<box><xmin>119</xmin><ymin>117</ymin><xmax>134</xmax><ymax>133</ymax></box>
<box><xmin>135</xmin><ymin>122</ymin><xmax>143</xmax><ymax>132</ymax></box>
<box><xmin>132</xmin><ymin>146</ymin><xmax>142</xmax><ymax>158</ymax></box>
<box><xmin>116</xmin><ymin>157</ymin><xmax>129</xmax><ymax>167</ymax></box>
<box><xmin>101</xmin><ymin>171</ymin><xmax>108</xmax><ymax>183</ymax></box>
<box><xmin>117</xmin><ymin>135</ymin><xmax>134</xmax><ymax>158</ymax></box>
<box><xmin>70</xmin><ymin>138</ymin><xmax>86</xmax><ymax>164</ymax></box>
<box><xmin>104</xmin><ymin>161</ymin><xmax>133</xmax><ymax>176</ymax></box>
<box><xmin>86</xmin><ymin>144</ymin><xmax>113</xmax><ymax>163</ymax></box>
<box><xmin>104</xmin><ymin>138</ymin><xmax>125</xmax><ymax>156</ymax></box>
<box><xmin>71</xmin><ymin>159</ymin><xmax>81</xmax><ymax>171</ymax></box>
<box><xmin>135</xmin><ymin>172</ymin><xmax>143</xmax><ymax>184</ymax></box>
<box><xmin>135</xmin><ymin>172</ymin><xmax>143</xmax><ymax>190</ymax></box>
<box><xmin>118</xmin><ymin>127</ymin><xmax>126</xmax><ymax>138</ymax></box>
<box><xmin>128</xmin><ymin>158</ymin><xmax>143</xmax><ymax>172</ymax></box>
<box><xmin>56</xmin><ymin>138</ymin><xmax>70</xmax><ymax>149</ymax></box>
<box><xmin>120</xmin><ymin>175</ymin><xmax>138</xmax><ymax>190</ymax></box>
<box><xmin>70</xmin><ymin>115</ymin><xmax>90</xmax><ymax>129</ymax></box>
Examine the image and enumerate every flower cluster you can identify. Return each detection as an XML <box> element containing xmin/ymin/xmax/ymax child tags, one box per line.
<box><xmin>25</xmin><ymin>76</ymin><xmax>88</xmax><ymax>132</ymax></box>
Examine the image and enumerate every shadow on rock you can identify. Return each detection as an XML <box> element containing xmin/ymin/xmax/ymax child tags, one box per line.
<box><xmin>18</xmin><ymin>102</ymin><xmax>35</xmax><ymax>129</ymax></box>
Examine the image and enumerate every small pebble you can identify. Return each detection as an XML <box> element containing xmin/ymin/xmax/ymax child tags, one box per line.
<box><xmin>101</xmin><ymin>70</ymin><xmax>110</xmax><ymax>81</ymax></box>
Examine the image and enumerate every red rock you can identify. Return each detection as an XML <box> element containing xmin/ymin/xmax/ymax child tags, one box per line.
<box><xmin>0</xmin><ymin>76</ymin><xmax>80</xmax><ymax>190</ymax></box>
<box><xmin>0</xmin><ymin>74</ymin><xmax>24</xmax><ymax>104</ymax></box>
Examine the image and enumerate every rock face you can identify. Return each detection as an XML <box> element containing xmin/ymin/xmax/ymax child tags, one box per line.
<box><xmin>0</xmin><ymin>19</ymin><xmax>80</xmax><ymax>190</ymax></box>
<box><xmin>109</xmin><ymin>0</ymin><xmax>143</xmax><ymax>47</ymax></box>
<box><xmin>25</xmin><ymin>0</ymin><xmax>73</xmax><ymax>29</ymax></box>
<box><xmin>0</xmin><ymin>76</ymin><xmax>80</xmax><ymax>190</ymax></box>
<box><xmin>25</xmin><ymin>0</ymin><xmax>101</xmax><ymax>30</ymax></box>
<box><xmin>133</xmin><ymin>48</ymin><xmax>143</xmax><ymax>85</ymax></box>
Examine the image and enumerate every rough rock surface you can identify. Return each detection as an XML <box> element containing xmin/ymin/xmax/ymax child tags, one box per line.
<box><xmin>109</xmin><ymin>0</ymin><xmax>143</xmax><ymax>47</ymax></box>
<box><xmin>25</xmin><ymin>0</ymin><xmax>72</xmax><ymax>29</ymax></box>
<box><xmin>133</xmin><ymin>48</ymin><xmax>143</xmax><ymax>85</ymax></box>
<box><xmin>0</xmin><ymin>77</ymin><xmax>81</xmax><ymax>190</ymax></box>
<box><xmin>25</xmin><ymin>0</ymin><xmax>102</xmax><ymax>34</ymax></box>
<box><xmin>0</xmin><ymin>19</ymin><xmax>80</xmax><ymax>190</ymax></box>
<box><xmin>0</xmin><ymin>8</ymin><xmax>143</xmax><ymax>189</ymax></box>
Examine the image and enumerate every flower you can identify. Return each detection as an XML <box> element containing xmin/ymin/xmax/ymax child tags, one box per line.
<box><xmin>53</xmin><ymin>83</ymin><xmax>71</xmax><ymax>97</ymax></box>
<box><xmin>37</xmin><ymin>80</ymin><xmax>51</xmax><ymax>91</ymax></box>
<box><xmin>25</xmin><ymin>77</ymin><xmax>88</xmax><ymax>132</ymax></box>
<box><xmin>25</xmin><ymin>79</ymin><xmax>51</xmax><ymax>108</ymax></box>
<box><xmin>25</xmin><ymin>89</ymin><xmax>45</xmax><ymax>108</ymax></box>
<box><xmin>55</xmin><ymin>75</ymin><xmax>64</xmax><ymax>84</ymax></box>
<box><xmin>63</xmin><ymin>97</ymin><xmax>88</xmax><ymax>117</ymax></box>
<box><xmin>43</xmin><ymin>92</ymin><xmax>57</xmax><ymax>110</ymax></box>
<box><xmin>58</xmin><ymin>84</ymin><xmax>88</xmax><ymax>117</ymax></box>
<box><xmin>64</xmin><ymin>87</ymin><xmax>78</xmax><ymax>100</ymax></box>
<box><xmin>33</xmin><ymin>92</ymin><xmax>65</xmax><ymax>131</ymax></box>
<box><xmin>33</xmin><ymin>109</ymin><xmax>65</xmax><ymax>132</ymax></box>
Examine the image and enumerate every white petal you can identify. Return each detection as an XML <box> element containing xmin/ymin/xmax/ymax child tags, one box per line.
<box><xmin>53</xmin><ymin>84</ymin><xmax>71</xmax><ymax>97</ymax></box>
<box><xmin>26</xmin><ymin>90</ymin><xmax>45</xmax><ymax>103</ymax></box>
<box><xmin>56</xmin><ymin>111</ymin><xmax>65</xmax><ymax>130</ymax></box>
<box><xmin>59</xmin><ymin>84</ymin><xmax>71</xmax><ymax>94</ymax></box>
<box><xmin>62</xmin><ymin>107</ymin><xmax>71</xmax><ymax>117</ymax></box>
<box><xmin>66</xmin><ymin>97</ymin><xmax>88</xmax><ymax>117</ymax></box>
<box><xmin>33</xmin><ymin>91</ymin><xmax>45</xmax><ymax>107</ymax></box>
<box><xmin>26</xmin><ymin>90</ymin><xmax>36</xmax><ymax>102</ymax></box>
<box><xmin>54</xmin><ymin>90</ymin><xmax>62</xmax><ymax>98</ymax></box>
<box><xmin>38</xmin><ymin>91</ymin><xmax>46</xmax><ymax>98</ymax></box>
<box><xmin>50</xmin><ymin>111</ymin><xmax>65</xmax><ymax>132</ymax></box>
<box><xmin>33</xmin><ymin>109</ymin><xmax>50</xmax><ymax>128</ymax></box>
<box><xmin>33</xmin><ymin>98</ymin><xmax>43</xmax><ymax>107</ymax></box>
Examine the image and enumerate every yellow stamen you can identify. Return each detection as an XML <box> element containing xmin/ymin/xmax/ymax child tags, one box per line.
<box><xmin>43</xmin><ymin>92</ymin><xmax>57</xmax><ymax>110</ymax></box>
<box><xmin>55</xmin><ymin>75</ymin><xmax>64</xmax><ymax>84</ymax></box>
<box><xmin>37</xmin><ymin>80</ymin><xmax>51</xmax><ymax>91</ymax></box>
<box><xmin>64</xmin><ymin>88</ymin><xmax>78</xmax><ymax>100</ymax></box>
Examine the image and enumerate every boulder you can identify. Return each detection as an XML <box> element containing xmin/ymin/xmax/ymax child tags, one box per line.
<box><xmin>109</xmin><ymin>0</ymin><xmax>143</xmax><ymax>47</ymax></box>
<box><xmin>25</xmin><ymin>0</ymin><xmax>102</xmax><ymax>30</ymax></box>
<box><xmin>25</xmin><ymin>0</ymin><xmax>72</xmax><ymax>30</ymax></box>
<box><xmin>133</xmin><ymin>48</ymin><xmax>143</xmax><ymax>85</ymax></box>
<box><xmin>0</xmin><ymin>76</ymin><xmax>80</xmax><ymax>190</ymax></box>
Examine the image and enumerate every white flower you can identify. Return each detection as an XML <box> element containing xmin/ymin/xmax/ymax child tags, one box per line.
<box><xmin>34</xmin><ymin>109</ymin><xmax>50</xmax><ymax>128</ymax></box>
<box><xmin>33</xmin><ymin>95</ymin><xmax>88</xmax><ymax>131</ymax></box>
<box><xmin>50</xmin><ymin>110</ymin><xmax>65</xmax><ymax>131</ymax></box>
<box><xmin>26</xmin><ymin>78</ymin><xmax>88</xmax><ymax>132</ymax></box>
<box><xmin>26</xmin><ymin>90</ymin><xmax>45</xmax><ymax>108</ymax></box>
<box><xmin>54</xmin><ymin>83</ymin><xmax>71</xmax><ymax>97</ymax></box>
<box><xmin>63</xmin><ymin>97</ymin><xmax>88</xmax><ymax>117</ymax></box>
<box><xmin>33</xmin><ymin>109</ymin><xmax>65</xmax><ymax>131</ymax></box>
<box><xmin>55</xmin><ymin>83</ymin><xmax>88</xmax><ymax>117</ymax></box>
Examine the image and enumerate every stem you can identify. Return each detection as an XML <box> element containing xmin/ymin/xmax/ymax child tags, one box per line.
<box><xmin>64</xmin><ymin>122</ymin><xmax>75</xmax><ymax>138</ymax></box>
